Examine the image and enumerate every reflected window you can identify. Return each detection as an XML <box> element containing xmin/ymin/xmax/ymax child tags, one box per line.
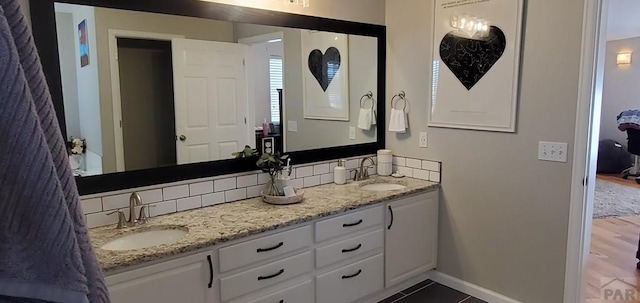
<box><xmin>269</xmin><ymin>56</ymin><xmax>282</xmax><ymax>124</ymax></box>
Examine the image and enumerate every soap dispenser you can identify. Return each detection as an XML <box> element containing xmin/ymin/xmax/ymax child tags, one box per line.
<box><xmin>334</xmin><ymin>159</ymin><xmax>347</xmax><ymax>185</ymax></box>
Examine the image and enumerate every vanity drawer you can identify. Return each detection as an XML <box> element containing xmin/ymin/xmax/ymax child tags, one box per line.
<box><xmin>315</xmin><ymin>206</ymin><xmax>383</xmax><ymax>242</ymax></box>
<box><xmin>315</xmin><ymin>253</ymin><xmax>384</xmax><ymax>303</ymax></box>
<box><xmin>316</xmin><ymin>229</ymin><xmax>383</xmax><ymax>268</ymax></box>
<box><xmin>243</xmin><ymin>280</ymin><xmax>313</xmax><ymax>303</ymax></box>
<box><xmin>219</xmin><ymin>225</ymin><xmax>312</xmax><ymax>272</ymax></box>
<box><xmin>220</xmin><ymin>251</ymin><xmax>313</xmax><ymax>302</ymax></box>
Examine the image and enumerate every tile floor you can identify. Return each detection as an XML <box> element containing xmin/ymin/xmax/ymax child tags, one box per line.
<box><xmin>378</xmin><ymin>279</ymin><xmax>487</xmax><ymax>303</ymax></box>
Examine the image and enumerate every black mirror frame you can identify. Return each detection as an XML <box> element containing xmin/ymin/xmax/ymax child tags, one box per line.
<box><xmin>30</xmin><ymin>0</ymin><xmax>386</xmax><ymax>195</ymax></box>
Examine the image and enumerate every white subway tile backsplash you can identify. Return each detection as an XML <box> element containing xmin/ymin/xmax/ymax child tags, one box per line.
<box><xmin>430</xmin><ymin>171</ymin><xmax>441</xmax><ymax>183</ymax></box>
<box><xmin>225</xmin><ymin>188</ymin><xmax>247</xmax><ymax>202</ymax></box>
<box><xmin>190</xmin><ymin>181</ymin><xmax>213</xmax><ymax>196</ymax></box>
<box><xmin>406</xmin><ymin>158</ymin><xmax>422</xmax><ymax>169</ymax></box>
<box><xmin>149</xmin><ymin>200</ymin><xmax>177</xmax><ymax>217</ymax></box>
<box><xmin>79</xmin><ymin>154</ymin><xmax>435</xmax><ymax>221</ymax></box>
<box><xmin>392</xmin><ymin>156</ymin><xmax>406</xmax><ymax>166</ymax></box>
<box><xmin>304</xmin><ymin>175</ymin><xmax>320</xmax><ymax>187</ymax></box>
<box><xmin>139</xmin><ymin>189</ymin><xmax>163</xmax><ymax>203</ymax></box>
<box><xmin>163</xmin><ymin>185</ymin><xmax>189</xmax><ymax>200</ymax></box>
<box><xmin>177</xmin><ymin>196</ymin><xmax>202</xmax><ymax>211</ymax></box>
<box><xmin>257</xmin><ymin>173</ymin><xmax>270</xmax><ymax>185</ymax></box>
<box><xmin>215</xmin><ymin>178</ymin><xmax>236</xmax><ymax>192</ymax></box>
<box><xmin>295</xmin><ymin>166</ymin><xmax>313</xmax><ymax>178</ymax></box>
<box><xmin>237</xmin><ymin>174</ymin><xmax>258</xmax><ymax>188</ymax></box>
<box><xmin>413</xmin><ymin>169</ymin><xmax>430</xmax><ymax>181</ymax></box>
<box><xmin>320</xmin><ymin>173</ymin><xmax>333</xmax><ymax>185</ymax></box>
<box><xmin>247</xmin><ymin>185</ymin><xmax>264</xmax><ymax>198</ymax></box>
<box><xmin>291</xmin><ymin>178</ymin><xmax>304</xmax><ymax>189</ymax></box>
<box><xmin>81</xmin><ymin>198</ymin><xmax>102</xmax><ymax>214</ymax></box>
<box><xmin>202</xmin><ymin>192</ymin><xmax>225</xmax><ymax>207</ymax></box>
<box><xmin>396</xmin><ymin>166</ymin><xmax>414</xmax><ymax>178</ymax></box>
<box><xmin>86</xmin><ymin>211</ymin><xmax>118</xmax><ymax>229</ymax></box>
<box><xmin>422</xmin><ymin>160</ymin><xmax>440</xmax><ymax>172</ymax></box>
<box><xmin>102</xmin><ymin>193</ymin><xmax>131</xmax><ymax>211</ymax></box>
<box><xmin>345</xmin><ymin>159</ymin><xmax>359</xmax><ymax>169</ymax></box>
<box><xmin>313</xmin><ymin>163</ymin><xmax>330</xmax><ymax>175</ymax></box>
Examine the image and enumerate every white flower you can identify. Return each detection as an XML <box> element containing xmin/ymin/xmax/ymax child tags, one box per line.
<box><xmin>72</xmin><ymin>145</ymin><xmax>83</xmax><ymax>154</ymax></box>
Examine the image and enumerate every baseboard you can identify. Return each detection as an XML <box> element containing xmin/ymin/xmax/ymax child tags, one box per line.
<box><xmin>428</xmin><ymin>271</ymin><xmax>521</xmax><ymax>303</ymax></box>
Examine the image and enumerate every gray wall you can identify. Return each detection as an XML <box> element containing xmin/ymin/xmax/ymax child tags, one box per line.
<box><xmin>93</xmin><ymin>7</ymin><xmax>235</xmax><ymax>173</ymax></box>
<box><xmin>386</xmin><ymin>0</ymin><xmax>583</xmax><ymax>302</ymax></box>
<box><xmin>599</xmin><ymin>37</ymin><xmax>640</xmax><ymax>144</ymax></box>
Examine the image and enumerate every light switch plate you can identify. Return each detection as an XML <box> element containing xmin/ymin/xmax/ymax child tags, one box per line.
<box><xmin>349</xmin><ymin>127</ymin><xmax>356</xmax><ymax>140</ymax></box>
<box><xmin>538</xmin><ymin>141</ymin><xmax>568</xmax><ymax>162</ymax></box>
<box><xmin>419</xmin><ymin>132</ymin><xmax>428</xmax><ymax>148</ymax></box>
<box><xmin>287</xmin><ymin>120</ymin><xmax>298</xmax><ymax>132</ymax></box>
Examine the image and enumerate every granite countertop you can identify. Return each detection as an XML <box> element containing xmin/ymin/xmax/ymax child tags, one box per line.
<box><xmin>89</xmin><ymin>176</ymin><xmax>439</xmax><ymax>273</ymax></box>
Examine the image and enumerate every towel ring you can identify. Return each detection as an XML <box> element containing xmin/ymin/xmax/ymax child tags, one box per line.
<box><xmin>360</xmin><ymin>91</ymin><xmax>374</xmax><ymax>109</ymax></box>
<box><xmin>391</xmin><ymin>91</ymin><xmax>408</xmax><ymax>111</ymax></box>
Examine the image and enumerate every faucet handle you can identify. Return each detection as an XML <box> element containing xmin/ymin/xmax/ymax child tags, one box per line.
<box><xmin>107</xmin><ymin>210</ymin><xmax>127</xmax><ymax>229</ymax></box>
<box><xmin>137</xmin><ymin>205</ymin><xmax>150</xmax><ymax>224</ymax></box>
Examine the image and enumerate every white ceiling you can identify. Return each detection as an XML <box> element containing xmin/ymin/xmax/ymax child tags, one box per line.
<box><xmin>607</xmin><ymin>0</ymin><xmax>640</xmax><ymax>41</ymax></box>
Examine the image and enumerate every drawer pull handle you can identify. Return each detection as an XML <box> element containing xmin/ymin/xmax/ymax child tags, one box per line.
<box><xmin>257</xmin><ymin>241</ymin><xmax>284</xmax><ymax>253</ymax></box>
<box><xmin>258</xmin><ymin>269</ymin><xmax>285</xmax><ymax>281</ymax></box>
<box><xmin>341</xmin><ymin>243</ymin><xmax>362</xmax><ymax>253</ymax></box>
<box><xmin>342</xmin><ymin>269</ymin><xmax>362</xmax><ymax>279</ymax></box>
<box><xmin>388</xmin><ymin>205</ymin><xmax>394</xmax><ymax>230</ymax></box>
<box><xmin>206</xmin><ymin>255</ymin><xmax>213</xmax><ymax>288</ymax></box>
<box><xmin>343</xmin><ymin>219</ymin><xmax>363</xmax><ymax>227</ymax></box>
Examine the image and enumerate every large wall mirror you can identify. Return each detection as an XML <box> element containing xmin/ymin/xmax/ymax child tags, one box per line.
<box><xmin>31</xmin><ymin>0</ymin><xmax>385</xmax><ymax>195</ymax></box>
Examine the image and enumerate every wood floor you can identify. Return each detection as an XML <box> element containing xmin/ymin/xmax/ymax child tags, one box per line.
<box><xmin>585</xmin><ymin>175</ymin><xmax>640</xmax><ymax>302</ymax></box>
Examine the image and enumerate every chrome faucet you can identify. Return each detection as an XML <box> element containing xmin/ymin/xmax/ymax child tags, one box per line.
<box><xmin>128</xmin><ymin>192</ymin><xmax>142</xmax><ymax>226</ymax></box>
<box><xmin>354</xmin><ymin>156</ymin><xmax>375</xmax><ymax>181</ymax></box>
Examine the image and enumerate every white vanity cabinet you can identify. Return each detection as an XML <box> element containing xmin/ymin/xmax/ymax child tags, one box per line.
<box><xmin>385</xmin><ymin>190</ymin><xmax>439</xmax><ymax>287</ymax></box>
<box><xmin>103</xmin><ymin>188</ymin><xmax>440</xmax><ymax>303</ymax></box>
<box><xmin>105</xmin><ymin>251</ymin><xmax>215</xmax><ymax>303</ymax></box>
<box><xmin>314</xmin><ymin>205</ymin><xmax>385</xmax><ymax>303</ymax></box>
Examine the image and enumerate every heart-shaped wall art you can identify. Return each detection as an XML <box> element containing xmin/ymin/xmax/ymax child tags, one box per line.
<box><xmin>308</xmin><ymin>47</ymin><xmax>341</xmax><ymax>91</ymax></box>
<box><xmin>439</xmin><ymin>26</ymin><xmax>506</xmax><ymax>90</ymax></box>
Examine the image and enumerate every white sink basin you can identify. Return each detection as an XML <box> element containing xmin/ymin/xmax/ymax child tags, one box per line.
<box><xmin>101</xmin><ymin>227</ymin><xmax>188</xmax><ymax>251</ymax></box>
<box><xmin>360</xmin><ymin>183</ymin><xmax>406</xmax><ymax>191</ymax></box>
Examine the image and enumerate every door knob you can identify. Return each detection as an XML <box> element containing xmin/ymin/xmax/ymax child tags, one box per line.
<box><xmin>179</xmin><ymin>135</ymin><xmax>187</xmax><ymax>141</ymax></box>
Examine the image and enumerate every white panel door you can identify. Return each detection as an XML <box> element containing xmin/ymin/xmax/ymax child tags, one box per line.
<box><xmin>385</xmin><ymin>190</ymin><xmax>439</xmax><ymax>287</ymax></box>
<box><xmin>172</xmin><ymin>38</ymin><xmax>248</xmax><ymax>164</ymax></box>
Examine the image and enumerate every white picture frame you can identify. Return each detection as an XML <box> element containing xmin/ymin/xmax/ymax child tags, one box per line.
<box><xmin>429</xmin><ymin>0</ymin><xmax>523</xmax><ymax>132</ymax></box>
<box><xmin>301</xmin><ymin>30</ymin><xmax>350</xmax><ymax>121</ymax></box>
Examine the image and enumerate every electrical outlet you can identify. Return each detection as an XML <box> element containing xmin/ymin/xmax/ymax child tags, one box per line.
<box><xmin>349</xmin><ymin>126</ymin><xmax>356</xmax><ymax>140</ymax></box>
<box><xmin>538</xmin><ymin>141</ymin><xmax>568</xmax><ymax>162</ymax></box>
<box><xmin>419</xmin><ymin>132</ymin><xmax>428</xmax><ymax>148</ymax></box>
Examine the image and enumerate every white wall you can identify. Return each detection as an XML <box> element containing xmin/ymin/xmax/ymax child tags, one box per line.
<box><xmin>386</xmin><ymin>0</ymin><xmax>584</xmax><ymax>302</ymax></box>
<box><xmin>599</xmin><ymin>37</ymin><xmax>640</xmax><ymax>144</ymax></box>
<box><xmin>55</xmin><ymin>12</ymin><xmax>81</xmax><ymax>138</ymax></box>
<box><xmin>55</xmin><ymin>3</ymin><xmax>104</xmax><ymax>173</ymax></box>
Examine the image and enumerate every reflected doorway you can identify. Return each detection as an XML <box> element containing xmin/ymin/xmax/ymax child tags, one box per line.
<box><xmin>117</xmin><ymin>38</ymin><xmax>177</xmax><ymax>171</ymax></box>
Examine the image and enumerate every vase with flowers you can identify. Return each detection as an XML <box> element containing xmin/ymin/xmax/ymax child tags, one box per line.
<box><xmin>256</xmin><ymin>152</ymin><xmax>290</xmax><ymax>196</ymax></box>
<box><xmin>66</xmin><ymin>137</ymin><xmax>86</xmax><ymax>171</ymax></box>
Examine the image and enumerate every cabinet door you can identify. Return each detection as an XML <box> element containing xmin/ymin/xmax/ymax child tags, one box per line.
<box><xmin>106</xmin><ymin>252</ymin><xmax>215</xmax><ymax>303</ymax></box>
<box><xmin>385</xmin><ymin>190</ymin><xmax>438</xmax><ymax>287</ymax></box>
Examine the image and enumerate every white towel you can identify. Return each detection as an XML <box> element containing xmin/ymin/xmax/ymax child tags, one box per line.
<box><xmin>388</xmin><ymin>108</ymin><xmax>408</xmax><ymax>133</ymax></box>
<box><xmin>357</xmin><ymin>108</ymin><xmax>373</xmax><ymax>130</ymax></box>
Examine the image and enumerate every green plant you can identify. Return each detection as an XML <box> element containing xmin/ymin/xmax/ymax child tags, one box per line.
<box><xmin>256</xmin><ymin>152</ymin><xmax>289</xmax><ymax>196</ymax></box>
<box><xmin>232</xmin><ymin>145</ymin><xmax>258</xmax><ymax>158</ymax></box>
